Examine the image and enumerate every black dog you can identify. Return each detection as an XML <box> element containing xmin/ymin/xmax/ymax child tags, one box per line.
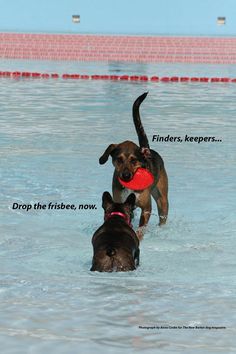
<box><xmin>90</xmin><ymin>192</ymin><xmax>140</xmax><ymax>272</ymax></box>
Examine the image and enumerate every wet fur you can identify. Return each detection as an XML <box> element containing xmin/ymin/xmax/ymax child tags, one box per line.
<box><xmin>99</xmin><ymin>92</ymin><xmax>169</xmax><ymax>239</ymax></box>
<box><xmin>91</xmin><ymin>192</ymin><xmax>140</xmax><ymax>272</ymax></box>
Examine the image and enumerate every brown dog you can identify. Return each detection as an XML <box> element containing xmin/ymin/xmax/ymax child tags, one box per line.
<box><xmin>99</xmin><ymin>92</ymin><xmax>168</xmax><ymax>239</ymax></box>
<box><xmin>90</xmin><ymin>192</ymin><xmax>139</xmax><ymax>272</ymax></box>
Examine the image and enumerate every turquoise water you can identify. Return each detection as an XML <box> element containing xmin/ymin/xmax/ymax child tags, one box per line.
<box><xmin>0</xmin><ymin>59</ymin><xmax>236</xmax><ymax>353</ymax></box>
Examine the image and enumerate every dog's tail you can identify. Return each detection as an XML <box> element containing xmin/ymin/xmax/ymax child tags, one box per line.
<box><xmin>106</xmin><ymin>247</ymin><xmax>116</xmax><ymax>257</ymax></box>
<box><xmin>132</xmin><ymin>92</ymin><xmax>150</xmax><ymax>149</ymax></box>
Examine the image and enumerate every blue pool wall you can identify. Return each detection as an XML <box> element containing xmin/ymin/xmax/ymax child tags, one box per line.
<box><xmin>0</xmin><ymin>0</ymin><xmax>235</xmax><ymax>36</ymax></box>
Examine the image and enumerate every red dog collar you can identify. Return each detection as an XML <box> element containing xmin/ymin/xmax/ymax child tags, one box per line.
<box><xmin>105</xmin><ymin>211</ymin><xmax>131</xmax><ymax>226</ymax></box>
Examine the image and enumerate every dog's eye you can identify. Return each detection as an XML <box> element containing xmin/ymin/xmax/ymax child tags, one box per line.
<box><xmin>130</xmin><ymin>158</ymin><xmax>137</xmax><ymax>165</ymax></box>
<box><xmin>116</xmin><ymin>157</ymin><xmax>123</xmax><ymax>164</ymax></box>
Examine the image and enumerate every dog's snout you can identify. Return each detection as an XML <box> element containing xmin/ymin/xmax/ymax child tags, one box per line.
<box><xmin>121</xmin><ymin>170</ymin><xmax>132</xmax><ymax>181</ymax></box>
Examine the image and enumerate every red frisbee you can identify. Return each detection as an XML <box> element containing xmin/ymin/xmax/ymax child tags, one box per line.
<box><xmin>118</xmin><ymin>168</ymin><xmax>154</xmax><ymax>190</ymax></box>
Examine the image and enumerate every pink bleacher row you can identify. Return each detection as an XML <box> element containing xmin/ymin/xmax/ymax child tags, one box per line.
<box><xmin>1</xmin><ymin>33</ymin><xmax>236</xmax><ymax>63</ymax></box>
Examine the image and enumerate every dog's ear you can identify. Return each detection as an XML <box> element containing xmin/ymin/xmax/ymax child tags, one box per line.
<box><xmin>140</xmin><ymin>147</ymin><xmax>152</xmax><ymax>160</ymax></box>
<box><xmin>125</xmin><ymin>193</ymin><xmax>136</xmax><ymax>208</ymax></box>
<box><xmin>102</xmin><ymin>191</ymin><xmax>113</xmax><ymax>210</ymax></box>
<box><xmin>99</xmin><ymin>144</ymin><xmax>117</xmax><ymax>164</ymax></box>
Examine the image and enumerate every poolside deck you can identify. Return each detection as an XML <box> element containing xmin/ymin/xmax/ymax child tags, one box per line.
<box><xmin>1</xmin><ymin>32</ymin><xmax>236</xmax><ymax>64</ymax></box>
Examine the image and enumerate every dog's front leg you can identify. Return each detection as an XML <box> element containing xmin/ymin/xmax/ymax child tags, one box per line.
<box><xmin>139</xmin><ymin>206</ymin><xmax>151</xmax><ymax>227</ymax></box>
<box><xmin>136</xmin><ymin>195</ymin><xmax>152</xmax><ymax>240</ymax></box>
<box><xmin>151</xmin><ymin>168</ymin><xmax>169</xmax><ymax>225</ymax></box>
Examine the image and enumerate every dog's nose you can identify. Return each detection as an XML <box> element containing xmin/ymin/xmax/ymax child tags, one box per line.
<box><xmin>121</xmin><ymin>171</ymin><xmax>132</xmax><ymax>181</ymax></box>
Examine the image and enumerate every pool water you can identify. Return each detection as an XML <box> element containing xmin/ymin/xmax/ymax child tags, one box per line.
<box><xmin>0</xmin><ymin>59</ymin><xmax>236</xmax><ymax>353</ymax></box>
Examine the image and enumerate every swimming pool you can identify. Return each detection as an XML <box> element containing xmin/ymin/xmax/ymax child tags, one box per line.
<box><xmin>0</xmin><ymin>59</ymin><xmax>235</xmax><ymax>353</ymax></box>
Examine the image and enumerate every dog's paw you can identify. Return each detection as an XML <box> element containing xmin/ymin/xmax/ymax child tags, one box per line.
<box><xmin>159</xmin><ymin>215</ymin><xmax>168</xmax><ymax>226</ymax></box>
<box><xmin>136</xmin><ymin>226</ymin><xmax>146</xmax><ymax>241</ymax></box>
